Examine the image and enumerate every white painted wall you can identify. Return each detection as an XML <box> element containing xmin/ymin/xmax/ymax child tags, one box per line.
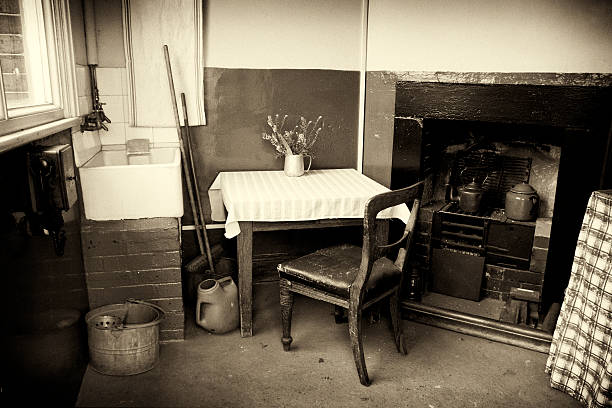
<box><xmin>203</xmin><ymin>0</ymin><xmax>364</xmax><ymax>70</ymax></box>
<box><xmin>367</xmin><ymin>0</ymin><xmax>612</xmax><ymax>73</ymax></box>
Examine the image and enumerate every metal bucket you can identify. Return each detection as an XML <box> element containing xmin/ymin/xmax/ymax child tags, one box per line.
<box><xmin>85</xmin><ymin>299</ymin><xmax>164</xmax><ymax>376</ymax></box>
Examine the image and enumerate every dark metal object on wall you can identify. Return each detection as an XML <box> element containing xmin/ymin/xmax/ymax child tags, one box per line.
<box><xmin>31</xmin><ymin>145</ymin><xmax>78</xmax><ymax>212</ymax></box>
<box><xmin>26</xmin><ymin>144</ymin><xmax>77</xmax><ymax>256</ymax></box>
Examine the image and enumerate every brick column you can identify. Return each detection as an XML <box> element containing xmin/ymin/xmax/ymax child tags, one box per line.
<box><xmin>81</xmin><ymin>218</ymin><xmax>184</xmax><ymax>342</ymax></box>
<box><xmin>530</xmin><ymin>218</ymin><xmax>551</xmax><ymax>275</ymax></box>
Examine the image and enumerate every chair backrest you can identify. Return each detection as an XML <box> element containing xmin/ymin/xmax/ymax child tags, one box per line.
<box><xmin>351</xmin><ymin>180</ymin><xmax>424</xmax><ymax>301</ymax></box>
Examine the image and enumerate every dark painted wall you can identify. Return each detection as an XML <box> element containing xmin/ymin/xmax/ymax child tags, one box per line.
<box><xmin>180</xmin><ymin>67</ymin><xmax>360</xmax><ymax>276</ymax></box>
<box><xmin>0</xmin><ymin>130</ymin><xmax>89</xmax><ymax>406</ymax></box>
<box><xmin>190</xmin><ymin>68</ymin><xmax>360</xmax><ymax>220</ymax></box>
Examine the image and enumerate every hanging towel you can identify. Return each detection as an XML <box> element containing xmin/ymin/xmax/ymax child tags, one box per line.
<box><xmin>128</xmin><ymin>0</ymin><xmax>205</xmax><ymax>127</ymax></box>
<box><xmin>546</xmin><ymin>189</ymin><xmax>612</xmax><ymax>408</ymax></box>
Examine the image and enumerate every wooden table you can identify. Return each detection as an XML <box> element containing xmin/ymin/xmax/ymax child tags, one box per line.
<box><xmin>209</xmin><ymin>169</ymin><xmax>410</xmax><ymax>337</ymax></box>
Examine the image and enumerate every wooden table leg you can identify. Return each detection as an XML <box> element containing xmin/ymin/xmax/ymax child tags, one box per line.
<box><xmin>237</xmin><ymin>221</ymin><xmax>253</xmax><ymax>337</ymax></box>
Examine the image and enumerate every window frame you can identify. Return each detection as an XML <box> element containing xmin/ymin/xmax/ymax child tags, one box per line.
<box><xmin>0</xmin><ymin>0</ymin><xmax>77</xmax><ymax>137</ymax></box>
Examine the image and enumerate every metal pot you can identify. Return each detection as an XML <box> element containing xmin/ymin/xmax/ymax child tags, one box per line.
<box><xmin>505</xmin><ymin>182</ymin><xmax>539</xmax><ymax>221</ymax></box>
<box><xmin>457</xmin><ymin>179</ymin><xmax>485</xmax><ymax>213</ymax></box>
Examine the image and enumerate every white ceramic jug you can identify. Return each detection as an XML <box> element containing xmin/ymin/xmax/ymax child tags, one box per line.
<box><xmin>284</xmin><ymin>154</ymin><xmax>311</xmax><ymax>177</ymax></box>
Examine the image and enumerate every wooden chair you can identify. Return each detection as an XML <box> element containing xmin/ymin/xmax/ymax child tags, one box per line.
<box><xmin>277</xmin><ymin>181</ymin><xmax>423</xmax><ymax>386</ymax></box>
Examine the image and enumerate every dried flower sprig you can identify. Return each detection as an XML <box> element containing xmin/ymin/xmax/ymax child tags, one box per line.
<box><xmin>262</xmin><ymin>114</ymin><xmax>323</xmax><ymax>157</ymax></box>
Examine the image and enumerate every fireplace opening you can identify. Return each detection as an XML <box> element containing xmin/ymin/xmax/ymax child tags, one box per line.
<box><xmin>390</xmin><ymin>79</ymin><xmax>612</xmax><ymax>351</ymax></box>
<box><xmin>395</xmin><ymin>118</ymin><xmax>563</xmax><ymax>329</ymax></box>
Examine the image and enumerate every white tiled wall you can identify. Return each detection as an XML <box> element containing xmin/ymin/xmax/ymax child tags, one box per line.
<box><xmin>96</xmin><ymin>67</ymin><xmax>179</xmax><ymax>149</ymax></box>
<box><xmin>126</xmin><ymin>126</ymin><xmax>152</xmax><ymax>141</ymax></box>
<box><xmin>152</xmin><ymin>127</ymin><xmax>180</xmax><ymax>146</ymax></box>
<box><xmin>96</xmin><ymin>68</ymin><xmax>123</xmax><ymax>96</ymax></box>
<box><xmin>73</xmin><ymin>64</ymin><xmax>101</xmax><ymax>166</ymax></box>
<box><xmin>72</xmin><ymin>65</ymin><xmax>180</xmax><ymax>165</ymax></box>
<box><xmin>76</xmin><ymin>64</ymin><xmax>92</xmax><ymax>116</ymax></box>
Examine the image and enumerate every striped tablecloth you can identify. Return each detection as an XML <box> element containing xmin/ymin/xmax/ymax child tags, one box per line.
<box><xmin>546</xmin><ymin>190</ymin><xmax>612</xmax><ymax>408</ymax></box>
<box><xmin>208</xmin><ymin>169</ymin><xmax>410</xmax><ymax>239</ymax></box>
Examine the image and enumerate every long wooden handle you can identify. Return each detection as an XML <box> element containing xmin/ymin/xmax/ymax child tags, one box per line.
<box><xmin>163</xmin><ymin>45</ymin><xmax>205</xmax><ymax>256</ymax></box>
<box><xmin>181</xmin><ymin>92</ymin><xmax>215</xmax><ymax>274</ymax></box>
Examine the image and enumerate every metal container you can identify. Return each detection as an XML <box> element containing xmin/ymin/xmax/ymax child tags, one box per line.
<box><xmin>458</xmin><ymin>179</ymin><xmax>485</xmax><ymax>213</ymax></box>
<box><xmin>85</xmin><ymin>300</ymin><xmax>164</xmax><ymax>376</ymax></box>
<box><xmin>505</xmin><ymin>182</ymin><xmax>539</xmax><ymax>221</ymax></box>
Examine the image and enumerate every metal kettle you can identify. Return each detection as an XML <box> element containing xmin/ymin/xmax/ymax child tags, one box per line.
<box><xmin>449</xmin><ymin>167</ymin><xmax>489</xmax><ymax>213</ymax></box>
<box><xmin>457</xmin><ymin>178</ymin><xmax>486</xmax><ymax>213</ymax></box>
<box><xmin>505</xmin><ymin>182</ymin><xmax>539</xmax><ymax>221</ymax></box>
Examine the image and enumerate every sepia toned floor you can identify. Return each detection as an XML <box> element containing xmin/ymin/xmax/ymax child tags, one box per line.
<box><xmin>76</xmin><ymin>282</ymin><xmax>579</xmax><ymax>408</ymax></box>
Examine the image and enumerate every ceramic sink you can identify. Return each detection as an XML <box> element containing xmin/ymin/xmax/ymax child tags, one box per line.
<box><xmin>79</xmin><ymin>147</ymin><xmax>183</xmax><ymax>220</ymax></box>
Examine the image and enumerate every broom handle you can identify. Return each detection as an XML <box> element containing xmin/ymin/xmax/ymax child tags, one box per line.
<box><xmin>163</xmin><ymin>45</ymin><xmax>205</xmax><ymax>256</ymax></box>
<box><xmin>181</xmin><ymin>92</ymin><xmax>215</xmax><ymax>274</ymax></box>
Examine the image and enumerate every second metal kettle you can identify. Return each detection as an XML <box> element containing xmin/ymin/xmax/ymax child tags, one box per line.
<box><xmin>505</xmin><ymin>182</ymin><xmax>539</xmax><ymax>221</ymax></box>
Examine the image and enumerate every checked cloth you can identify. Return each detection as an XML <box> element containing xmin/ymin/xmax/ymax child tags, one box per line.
<box><xmin>546</xmin><ymin>190</ymin><xmax>612</xmax><ymax>407</ymax></box>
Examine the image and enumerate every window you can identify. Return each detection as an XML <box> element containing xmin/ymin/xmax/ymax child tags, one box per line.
<box><xmin>0</xmin><ymin>0</ymin><xmax>76</xmax><ymax>136</ymax></box>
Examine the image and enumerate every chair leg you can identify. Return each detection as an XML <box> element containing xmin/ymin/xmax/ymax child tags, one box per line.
<box><xmin>348</xmin><ymin>305</ymin><xmax>371</xmax><ymax>386</ymax></box>
<box><xmin>279</xmin><ymin>278</ymin><xmax>294</xmax><ymax>351</ymax></box>
<box><xmin>390</xmin><ymin>290</ymin><xmax>408</xmax><ymax>354</ymax></box>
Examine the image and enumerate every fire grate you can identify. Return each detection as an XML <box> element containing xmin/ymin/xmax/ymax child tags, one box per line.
<box><xmin>454</xmin><ymin>152</ymin><xmax>531</xmax><ymax>209</ymax></box>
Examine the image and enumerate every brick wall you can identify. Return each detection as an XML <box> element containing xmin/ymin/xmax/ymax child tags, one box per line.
<box><xmin>81</xmin><ymin>217</ymin><xmax>184</xmax><ymax>342</ymax></box>
<box><xmin>484</xmin><ymin>264</ymin><xmax>543</xmax><ymax>300</ymax></box>
<box><xmin>3</xmin><ymin>206</ymin><xmax>89</xmax><ymax>316</ymax></box>
<box><xmin>530</xmin><ymin>218</ymin><xmax>551</xmax><ymax>276</ymax></box>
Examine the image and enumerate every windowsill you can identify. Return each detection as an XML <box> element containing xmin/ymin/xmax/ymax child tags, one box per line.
<box><xmin>0</xmin><ymin>117</ymin><xmax>81</xmax><ymax>154</ymax></box>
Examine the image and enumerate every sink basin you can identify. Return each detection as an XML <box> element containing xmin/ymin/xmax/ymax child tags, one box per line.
<box><xmin>79</xmin><ymin>147</ymin><xmax>183</xmax><ymax>220</ymax></box>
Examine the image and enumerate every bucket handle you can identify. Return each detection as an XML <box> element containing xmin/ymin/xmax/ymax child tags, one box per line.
<box><xmin>126</xmin><ymin>298</ymin><xmax>166</xmax><ymax>320</ymax></box>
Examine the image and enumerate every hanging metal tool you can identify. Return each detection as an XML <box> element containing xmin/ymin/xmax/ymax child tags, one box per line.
<box><xmin>81</xmin><ymin>66</ymin><xmax>111</xmax><ymax>132</ymax></box>
<box><xmin>81</xmin><ymin>0</ymin><xmax>110</xmax><ymax>132</ymax></box>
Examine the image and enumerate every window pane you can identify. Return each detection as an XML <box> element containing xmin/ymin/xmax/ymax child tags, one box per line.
<box><xmin>0</xmin><ymin>0</ymin><xmax>52</xmax><ymax>110</ymax></box>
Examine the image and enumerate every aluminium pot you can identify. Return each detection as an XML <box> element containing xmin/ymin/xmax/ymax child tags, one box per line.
<box><xmin>505</xmin><ymin>182</ymin><xmax>539</xmax><ymax>221</ymax></box>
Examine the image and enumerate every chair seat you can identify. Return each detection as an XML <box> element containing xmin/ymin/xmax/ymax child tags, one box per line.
<box><xmin>278</xmin><ymin>244</ymin><xmax>401</xmax><ymax>300</ymax></box>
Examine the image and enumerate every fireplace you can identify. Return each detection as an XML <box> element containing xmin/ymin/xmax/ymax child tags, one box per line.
<box><xmin>413</xmin><ymin>119</ymin><xmax>560</xmax><ymax>304</ymax></box>
<box><xmin>391</xmin><ymin>77</ymin><xmax>612</xmax><ymax>351</ymax></box>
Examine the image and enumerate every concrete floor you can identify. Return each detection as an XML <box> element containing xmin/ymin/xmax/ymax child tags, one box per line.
<box><xmin>77</xmin><ymin>282</ymin><xmax>579</xmax><ymax>408</ymax></box>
